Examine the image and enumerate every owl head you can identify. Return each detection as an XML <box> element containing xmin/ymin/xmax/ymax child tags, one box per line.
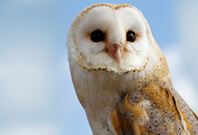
<box><xmin>67</xmin><ymin>4</ymin><xmax>169</xmax><ymax>78</ymax></box>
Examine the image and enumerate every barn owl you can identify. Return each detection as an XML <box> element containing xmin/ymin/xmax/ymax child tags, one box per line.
<box><xmin>67</xmin><ymin>4</ymin><xmax>198</xmax><ymax>135</ymax></box>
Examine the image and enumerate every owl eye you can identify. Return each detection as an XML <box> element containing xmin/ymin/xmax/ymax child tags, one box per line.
<box><xmin>91</xmin><ymin>30</ymin><xmax>105</xmax><ymax>42</ymax></box>
<box><xmin>126</xmin><ymin>31</ymin><xmax>136</xmax><ymax>42</ymax></box>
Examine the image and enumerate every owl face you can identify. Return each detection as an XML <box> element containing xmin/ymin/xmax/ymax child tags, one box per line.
<box><xmin>68</xmin><ymin>4</ymin><xmax>158</xmax><ymax>74</ymax></box>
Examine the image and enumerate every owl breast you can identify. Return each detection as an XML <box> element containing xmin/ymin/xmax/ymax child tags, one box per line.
<box><xmin>70</xmin><ymin>60</ymin><xmax>153</xmax><ymax>135</ymax></box>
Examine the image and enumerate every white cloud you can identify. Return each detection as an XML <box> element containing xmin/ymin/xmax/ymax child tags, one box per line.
<box><xmin>0</xmin><ymin>123</ymin><xmax>62</xmax><ymax>135</ymax></box>
<box><xmin>175</xmin><ymin>1</ymin><xmax>198</xmax><ymax>114</ymax></box>
<box><xmin>0</xmin><ymin>6</ymin><xmax>58</xmax><ymax>122</ymax></box>
<box><xmin>174</xmin><ymin>76</ymin><xmax>197</xmax><ymax>112</ymax></box>
<box><xmin>0</xmin><ymin>56</ymin><xmax>52</xmax><ymax>115</ymax></box>
<box><xmin>164</xmin><ymin>46</ymin><xmax>198</xmax><ymax>114</ymax></box>
<box><xmin>0</xmin><ymin>1</ymin><xmax>67</xmax><ymax>135</ymax></box>
<box><xmin>176</xmin><ymin>1</ymin><xmax>198</xmax><ymax>79</ymax></box>
<box><xmin>0</xmin><ymin>38</ymin><xmax>63</xmax><ymax>134</ymax></box>
<box><xmin>163</xmin><ymin>45</ymin><xmax>181</xmax><ymax>75</ymax></box>
<box><xmin>177</xmin><ymin>1</ymin><xmax>198</xmax><ymax>43</ymax></box>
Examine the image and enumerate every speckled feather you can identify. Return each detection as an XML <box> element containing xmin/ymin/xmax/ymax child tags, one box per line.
<box><xmin>111</xmin><ymin>80</ymin><xmax>198</xmax><ymax>135</ymax></box>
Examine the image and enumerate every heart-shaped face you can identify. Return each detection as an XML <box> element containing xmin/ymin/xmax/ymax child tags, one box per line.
<box><xmin>67</xmin><ymin>4</ymin><xmax>167</xmax><ymax>75</ymax></box>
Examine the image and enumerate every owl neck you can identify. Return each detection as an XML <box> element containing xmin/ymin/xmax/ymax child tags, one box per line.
<box><xmin>76</xmin><ymin>68</ymin><xmax>171</xmax><ymax>114</ymax></box>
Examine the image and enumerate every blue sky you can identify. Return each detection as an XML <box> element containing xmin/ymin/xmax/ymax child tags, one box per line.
<box><xmin>0</xmin><ymin>0</ymin><xmax>198</xmax><ymax>135</ymax></box>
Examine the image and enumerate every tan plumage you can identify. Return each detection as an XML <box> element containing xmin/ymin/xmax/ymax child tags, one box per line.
<box><xmin>111</xmin><ymin>81</ymin><xmax>198</xmax><ymax>135</ymax></box>
<box><xmin>67</xmin><ymin>3</ymin><xmax>198</xmax><ymax>135</ymax></box>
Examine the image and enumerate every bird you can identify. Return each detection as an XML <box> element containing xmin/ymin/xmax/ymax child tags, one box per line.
<box><xmin>67</xmin><ymin>3</ymin><xmax>198</xmax><ymax>135</ymax></box>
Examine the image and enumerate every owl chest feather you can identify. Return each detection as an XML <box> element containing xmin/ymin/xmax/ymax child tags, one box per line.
<box><xmin>74</xmin><ymin>68</ymin><xmax>129</xmax><ymax>114</ymax></box>
<box><xmin>71</xmin><ymin>62</ymin><xmax>147</xmax><ymax>135</ymax></box>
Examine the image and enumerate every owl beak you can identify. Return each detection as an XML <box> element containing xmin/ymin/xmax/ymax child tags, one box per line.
<box><xmin>106</xmin><ymin>44</ymin><xmax>123</xmax><ymax>64</ymax></box>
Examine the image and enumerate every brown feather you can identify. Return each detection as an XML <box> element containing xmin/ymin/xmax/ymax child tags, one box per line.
<box><xmin>111</xmin><ymin>81</ymin><xmax>198</xmax><ymax>135</ymax></box>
